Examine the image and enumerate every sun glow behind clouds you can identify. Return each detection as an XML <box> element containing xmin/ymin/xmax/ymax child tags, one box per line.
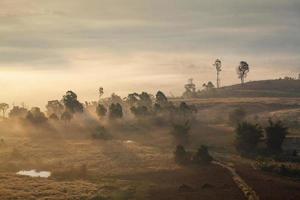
<box><xmin>0</xmin><ymin>0</ymin><xmax>299</xmax><ymax>107</ymax></box>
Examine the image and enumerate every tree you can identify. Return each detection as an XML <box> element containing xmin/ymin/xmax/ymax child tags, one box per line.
<box><xmin>26</xmin><ymin>107</ymin><xmax>48</xmax><ymax>124</ymax></box>
<box><xmin>265</xmin><ymin>119</ymin><xmax>289</xmax><ymax>153</ymax></box>
<box><xmin>96</xmin><ymin>104</ymin><xmax>107</xmax><ymax>118</ymax></box>
<box><xmin>62</xmin><ymin>91</ymin><xmax>83</xmax><ymax>113</ymax></box>
<box><xmin>0</xmin><ymin>103</ymin><xmax>9</xmax><ymax>118</ymax></box>
<box><xmin>109</xmin><ymin>103</ymin><xmax>123</xmax><ymax>119</ymax></box>
<box><xmin>46</xmin><ymin>100</ymin><xmax>64</xmax><ymax>117</ymax></box>
<box><xmin>8</xmin><ymin>106</ymin><xmax>28</xmax><ymax>119</ymax></box>
<box><xmin>156</xmin><ymin>91</ymin><xmax>168</xmax><ymax>107</ymax></box>
<box><xmin>130</xmin><ymin>106</ymin><xmax>149</xmax><ymax>117</ymax></box>
<box><xmin>126</xmin><ymin>93</ymin><xmax>139</xmax><ymax>107</ymax></box>
<box><xmin>98</xmin><ymin>87</ymin><xmax>104</xmax><ymax>100</ymax></box>
<box><xmin>138</xmin><ymin>92</ymin><xmax>152</xmax><ymax>108</ymax></box>
<box><xmin>237</xmin><ymin>61</ymin><xmax>250</xmax><ymax>84</ymax></box>
<box><xmin>193</xmin><ymin>145</ymin><xmax>213</xmax><ymax>164</ymax></box>
<box><xmin>61</xmin><ymin>111</ymin><xmax>73</xmax><ymax>124</ymax></box>
<box><xmin>235</xmin><ymin>122</ymin><xmax>263</xmax><ymax>154</ymax></box>
<box><xmin>213</xmin><ymin>59</ymin><xmax>222</xmax><ymax>88</ymax></box>
<box><xmin>202</xmin><ymin>81</ymin><xmax>215</xmax><ymax>91</ymax></box>
<box><xmin>229</xmin><ymin>107</ymin><xmax>247</xmax><ymax>125</ymax></box>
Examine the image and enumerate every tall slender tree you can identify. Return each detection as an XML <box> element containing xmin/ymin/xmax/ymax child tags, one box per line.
<box><xmin>213</xmin><ymin>59</ymin><xmax>222</xmax><ymax>88</ymax></box>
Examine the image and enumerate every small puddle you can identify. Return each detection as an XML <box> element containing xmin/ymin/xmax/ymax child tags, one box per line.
<box><xmin>16</xmin><ymin>170</ymin><xmax>51</xmax><ymax>178</ymax></box>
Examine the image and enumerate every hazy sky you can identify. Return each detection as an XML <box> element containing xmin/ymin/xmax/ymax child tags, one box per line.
<box><xmin>0</xmin><ymin>0</ymin><xmax>299</xmax><ymax>107</ymax></box>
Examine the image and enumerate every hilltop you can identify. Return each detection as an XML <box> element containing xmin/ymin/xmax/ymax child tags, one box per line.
<box><xmin>198</xmin><ymin>79</ymin><xmax>300</xmax><ymax>98</ymax></box>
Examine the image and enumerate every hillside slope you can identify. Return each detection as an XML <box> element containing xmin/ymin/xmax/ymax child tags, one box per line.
<box><xmin>201</xmin><ymin>79</ymin><xmax>300</xmax><ymax>97</ymax></box>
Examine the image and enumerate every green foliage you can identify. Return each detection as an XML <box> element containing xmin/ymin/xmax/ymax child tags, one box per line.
<box><xmin>96</xmin><ymin>104</ymin><xmax>107</xmax><ymax>118</ymax></box>
<box><xmin>265</xmin><ymin>119</ymin><xmax>289</xmax><ymax>152</ymax></box>
<box><xmin>109</xmin><ymin>103</ymin><xmax>123</xmax><ymax>119</ymax></box>
<box><xmin>229</xmin><ymin>107</ymin><xmax>247</xmax><ymax>125</ymax></box>
<box><xmin>62</xmin><ymin>91</ymin><xmax>83</xmax><ymax>113</ymax></box>
<box><xmin>235</xmin><ymin>121</ymin><xmax>263</xmax><ymax>154</ymax></box>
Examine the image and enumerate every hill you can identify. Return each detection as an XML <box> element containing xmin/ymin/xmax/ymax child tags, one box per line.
<box><xmin>199</xmin><ymin>79</ymin><xmax>300</xmax><ymax>98</ymax></box>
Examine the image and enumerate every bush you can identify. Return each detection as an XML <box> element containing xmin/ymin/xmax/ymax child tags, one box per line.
<box><xmin>193</xmin><ymin>145</ymin><xmax>213</xmax><ymax>164</ymax></box>
<box><xmin>265</xmin><ymin>119</ymin><xmax>289</xmax><ymax>153</ymax></box>
<box><xmin>235</xmin><ymin>121</ymin><xmax>263</xmax><ymax>154</ymax></box>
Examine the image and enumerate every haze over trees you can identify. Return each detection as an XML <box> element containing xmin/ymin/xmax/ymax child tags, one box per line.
<box><xmin>0</xmin><ymin>103</ymin><xmax>9</xmax><ymax>118</ymax></box>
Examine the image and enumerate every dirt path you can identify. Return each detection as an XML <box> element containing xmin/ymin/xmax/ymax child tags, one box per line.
<box><xmin>213</xmin><ymin>161</ymin><xmax>259</xmax><ymax>200</ymax></box>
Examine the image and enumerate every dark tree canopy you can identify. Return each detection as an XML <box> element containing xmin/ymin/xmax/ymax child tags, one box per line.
<box><xmin>130</xmin><ymin>106</ymin><xmax>150</xmax><ymax>117</ymax></box>
<box><xmin>138</xmin><ymin>92</ymin><xmax>153</xmax><ymax>108</ymax></box>
<box><xmin>109</xmin><ymin>103</ymin><xmax>123</xmax><ymax>119</ymax></box>
<box><xmin>26</xmin><ymin>107</ymin><xmax>48</xmax><ymax>124</ymax></box>
<box><xmin>235</xmin><ymin>121</ymin><xmax>263</xmax><ymax>154</ymax></box>
<box><xmin>62</xmin><ymin>91</ymin><xmax>84</xmax><ymax>113</ymax></box>
<box><xmin>265</xmin><ymin>119</ymin><xmax>289</xmax><ymax>152</ymax></box>
<box><xmin>96</xmin><ymin>103</ymin><xmax>107</xmax><ymax>118</ymax></box>
<box><xmin>156</xmin><ymin>91</ymin><xmax>168</xmax><ymax>106</ymax></box>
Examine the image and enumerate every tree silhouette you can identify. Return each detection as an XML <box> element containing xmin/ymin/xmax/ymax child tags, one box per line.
<box><xmin>265</xmin><ymin>119</ymin><xmax>289</xmax><ymax>153</ymax></box>
<box><xmin>0</xmin><ymin>103</ymin><xmax>9</xmax><ymax>118</ymax></box>
<box><xmin>213</xmin><ymin>59</ymin><xmax>222</xmax><ymax>88</ymax></box>
<box><xmin>8</xmin><ymin>106</ymin><xmax>28</xmax><ymax>119</ymax></box>
<box><xmin>96</xmin><ymin>103</ymin><xmax>107</xmax><ymax>118</ymax></box>
<box><xmin>46</xmin><ymin>100</ymin><xmax>64</xmax><ymax>117</ymax></box>
<box><xmin>109</xmin><ymin>103</ymin><xmax>123</xmax><ymax>119</ymax></box>
<box><xmin>26</xmin><ymin>107</ymin><xmax>48</xmax><ymax>124</ymax></box>
<box><xmin>235</xmin><ymin>121</ymin><xmax>263</xmax><ymax>154</ymax></box>
<box><xmin>237</xmin><ymin>61</ymin><xmax>250</xmax><ymax>84</ymax></box>
<box><xmin>156</xmin><ymin>91</ymin><xmax>168</xmax><ymax>107</ymax></box>
<box><xmin>62</xmin><ymin>91</ymin><xmax>83</xmax><ymax>113</ymax></box>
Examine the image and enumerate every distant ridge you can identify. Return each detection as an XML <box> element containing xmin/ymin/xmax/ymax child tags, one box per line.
<box><xmin>201</xmin><ymin>79</ymin><xmax>300</xmax><ymax>98</ymax></box>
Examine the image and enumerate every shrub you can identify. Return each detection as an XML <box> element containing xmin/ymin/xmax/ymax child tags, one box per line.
<box><xmin>265</xmin><ymin>119</ymin><xmax>289</xmax><ymax>153</ymax></box>
<box><xmin>235</xmin><ymin>121</ymin><xmax>263</xmax><ymax>154</ymax></box>
<box><xmin>193</xmin><ymin>145</ymin><xmax>213</xmax><ymax>164</ymax></box>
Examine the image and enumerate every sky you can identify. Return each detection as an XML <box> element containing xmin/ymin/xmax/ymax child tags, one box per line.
<box><xmin>0</xmin><ymin>0</ymin><xmax>299</xmax><ymax>108</ymax></box>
